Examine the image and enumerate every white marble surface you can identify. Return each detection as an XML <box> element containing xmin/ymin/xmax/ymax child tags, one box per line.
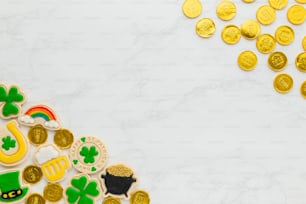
<box><xmin>0</xmin><ymin>0</ymin><xmax>306</xmax><ymax>203</ymax></box>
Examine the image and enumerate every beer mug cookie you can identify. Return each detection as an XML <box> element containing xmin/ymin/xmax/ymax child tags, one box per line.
<box><xmin>69</xmin><ymin>136</ymin><xmax>108</xmax><ymax>174</ymax></box>
<box><xmin>34</xmin><ymin>144</ymin><xmax>70</xmax><ymax>182</ymax></box>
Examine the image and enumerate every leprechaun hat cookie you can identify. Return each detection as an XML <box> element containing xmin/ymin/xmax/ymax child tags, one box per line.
<box><xmin>18</xmin><ymin>104</ymin><xmax>61</xmax><ymax>130</ymax></box>
<box><xmin>0</xmin><ymin>170</ymin><xmax>30</xmax><ymax>203</ymax></box>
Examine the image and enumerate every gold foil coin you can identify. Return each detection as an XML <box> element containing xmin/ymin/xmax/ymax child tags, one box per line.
<box><xmin>275</xmin><ymin>25</ymin><xmax>294</xmax><ymax>45</ymax></box>
<box><xmin>303</xmin><ymin>36</ymin><xmax>306</xmax><ymax>51</ymax></box>
<box><xmin>300</xmin><ymin>81</ymin><xmax>306</xmax><ymax>98</ymax></box>
<box><xmin>237</xmin><ymin>50</ymin><xmax>258</xmax><ymax>71</ymax></box>
<box><xmin>273</xmin><ymin>73</ymin><xmax>293</xmax><ymax>94</ymax></box>
<box><xmin>287</xmin><ymin>4</ymin><xmax>306</xmax><ymax>25</ymax></box>
<box><xmin>103</xmin><ymin>197</ymin><xmax>121</xmax><ymax>204</ymax></box>
<box><xmin>130</xmin><ymin>190</ymin><xmax>150</xmax><ymax>204</ymax></box>
<box><xmin>221</xmin><ymin>25</ymin><xmax>241</xmax><ymax>44</ymax></box>
<box><xmin>241</xmin><ymin>20</ymin><xmax>261</xmax><ymax>40</ymax></box>
<box><xmin>268</xmin><ymin>51</ymin><xmax>288</xmax><ymax>72</ymax></box>
<box><xmin>269</xmin><ymin>0</ymin><xmax>288</xmax><ymax>10</ymax></box>
<box><xmin>256</xmin><ymin>5</ymin><xmax>276</xmax><ymax>25</ymax></box>
<box><xmin>256</xmin><ymin>34</ymin><xmax>276</xmax><ymax>54</ymax></box>
<box><xmin>43</xmin><ymin>183</ymin><xmax>63</xmax><ymax>202</ymax></box>
<box><xmin>295</xmin><ymin>52</ymin><xmax>306</xmax><ymax>72</ymax></box>
<box><xmin>182</xmin><ymin>0</ymin><xmax>202</xmax><ymax>18</ymax></box>
<box><xmin>54</xmin><ymin>128</ymin><xmax>74</xmax><ymax>149</ymax></box>
<box><xmin>196</xmin><ymin>18</ymin><xmax>216</xmax><ymax>38</ymax></box>
<box><xmin>28</xmin><ymin>124</ymin><xmax>48</xmax><ymax>146</ymax></box>
<box><xmin>22</xmin><ymin>165</ymin><xmax>43</xmax><ymax>184</ymax></box>
<box><xmin>26</xmin><ymin>193</ymin><xmax>45</xmax><ymax>204</ymax></box>
<box><xmin>216</xmin><ymin>0</ymin><xmax>237</xmax><ymax>21</ymax></box>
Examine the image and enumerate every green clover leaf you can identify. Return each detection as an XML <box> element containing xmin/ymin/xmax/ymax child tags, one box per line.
<box><xmin>2</xmin><ymin>136</ymin><xmax>16</xmax><ymax>151</ymax></box>
<box><xmin>0</xmin><ymin>85</ymin><xmax>25</xmax><ymax>117</ymax></box>
<box><xmin>80</xmin><ymin>146</ymin><xmax>99</xmax><ymax>164</ymax></box>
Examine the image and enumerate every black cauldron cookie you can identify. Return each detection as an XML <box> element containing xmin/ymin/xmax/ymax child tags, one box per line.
<box><xmin>101</xmin><ymin>164</ymin><xmax>137</xmax><ymax>199</ymax></box>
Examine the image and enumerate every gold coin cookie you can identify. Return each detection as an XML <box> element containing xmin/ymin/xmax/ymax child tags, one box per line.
<box><xmin>273</xmin><ymin>73</ymin><xmax>293</xmax><ymax>94</ymax></box>
<box><xmin>28</xmin><ymin>124</ymin><xmax>48</xmax><ymax>146</ymax></box>
<box><xmin>130</xmin><ymin>190</ymin><xmax>150</xmax><ymax>204</ymax></box>
<box><xmin>216</xmin><ymin>0</ymin><xmax>237</xmax><ymax>21</ymax></box>
<box><xmin>241</xmin><ymin>20</ymin><xmax>261</xmax><ymax>40</ymax></box>
<box><xmin>26</xmin><ymin>193</ymin><xmax>45</xmax><ymax>204</ymax></box>
<box><xmin>54</xmin><ymin>128</ymin><xmax>74</xmax><ymax>149</ymax></box>
<box><xmin>300</xmin><ymin>81</ymin><xmax>306</xmax><ymax>98</ymax></box>
<box><xmin>275</xmin><ymin>25</ymin><xmax>294</xmax><ymax>45</ymax></box>
<box><xmin>268</xmin><ymin>51</ymin><xmax>288</xmax><ymax>71</ymax></box>
<box><xmin>22</xmin><ymin>165</ymin><xmax>43</xmax><ymax>184</ymax></box>
<box><xmin>295</xmin><ymin>52</ymin><xmax>306</xmax><ymax>72</ymax></box>
<box><xmin>103</xmin><ymin>197</ymin><xmax>121</xmax><ymax>204</ymax></box>
<box><xmin>269</xmin><ymin>0</ymin><xmax>288</xmax><ymax>10</ymax></box>
<box><xmin>221</xmin><ymin>25</ymin><xmax>241</xmax><ymax>44</ymax></box>
<box><xmin>256</xmin><ymin>5</ymin><xmax>276</xmax><ymax>25</ymax></box>
<box><xmin>303</xmin><ymin>36</ymin><xmax>306</xmax><ymax>51</ymax></box>
<box><xmin>256</xmin><ymin>34</ymin><xmax>276</xmax><ymax>54</ymax></box>
<box><xmin>182</xmin><ymin>0</ymin><xmax>202</xmax><ymax>18</ymax></box>
<box><xmin>237</xmin><ymin>50</ymin><xmax>258</xmax><ymax>71</ymax></box>
<box><xmin>43</xmin><ymin>183</ymin><xmax>63</xmax><ymax>202</ymax></box>
<box><xmin>287</xmin><ymin>4</ymin><xmax>306</xmax><ymax>25</ymax></box>
<box><xmin>196</xmin><ymin>18</ymin><xmax>216</xmax><ymax>38</ymax></box>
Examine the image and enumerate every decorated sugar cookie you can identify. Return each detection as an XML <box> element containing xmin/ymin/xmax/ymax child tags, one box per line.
<box><xmin>18</xmin><ymin>104</ymin><xmax>61</xmax><ymax>130</ymax></box>
<box><xmin>0</xmin><ymin>84</ymin><xmax>26</xmax><ymax>119</ymax></box>
<box><xmin>0</xmin><ymin>120</ymin><xmax>29</xmax><ymax>166</ymax></box>
<box><xmin>65</xmin><ymin>174</ymin><xmax>102</xmax><ymax>204</ymax></box>
<box><xmin>130</xmin><ymin>190</ymin><xmax>150</xmax><ymax>204</ymax></box>
<box><xmin>34</xmin><ymin>144</ymin><xmax>70</xmax><ymax>182</ymax></box>
<box><xmin>0</xmin><ymin>169</ymin><xmax>30</xmax><ymax>203</ymax></box>
<box><xmin>69</xmin><ymin>136</ymin><xmax>108</xmax><ymax>174</ymax></box>
<box><xmin>101</xmin><ymin>164</ymin><xmax>137</xmax><ymax>199</ymax></box>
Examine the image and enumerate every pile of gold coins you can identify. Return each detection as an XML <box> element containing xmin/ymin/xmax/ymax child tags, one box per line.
<box><xmin>182</xmin><ymin>0</ymin><xmax>306</xmax><ymax>97</ymax></box>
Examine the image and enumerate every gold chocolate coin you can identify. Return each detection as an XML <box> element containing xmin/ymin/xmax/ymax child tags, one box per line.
<box><xmin>26</xmin><ymin>193</ymin><xmax>45</xmax><ymax>204</ymax></box>
<box><xmin>243</xmin><ymin>0</ymin><xmax>255</xmax><ymax>3</ymax></box>
<box><xmin>300</xmin><ymin>81</ymin><xmax>306</xmax><ymax>98</ymax></box>
<box><xmin>54</xmin><ymin>128</ymin><xmax>74</xmax><ymax>149</ymax></box>
<box><xmin>23</xmin><ymin>165</ymin><xmax>43</xmax><ymax>184</ymax></box>
<box><xmin>130</xmin><ymin>190</ymin><xmax>150</xmax><ymax>204</ymax></box>
<box><xmin>103</xmin><ymin>197</ymin><xmax>121</xmax><ymax>204</ymax></box>
<box><xmin>43</xmin><ymin>183</ymin><xmax>63</xmax><ymax>202</ymax></box>
<box><xmin>303</xmin><ymin>36</ymin><xmax>306</xmax><ymax>50</ymax></box>
<box><xmin>273</xmin><ymin>73</ymin><xmax>293</xmax><ymax>94</ymax></box>
<box><xmin>269</xmin><ymin>0</ymin><xmax>288</xmax><ymax>10</ymax></box>
<box><xmin>221</xmin><ymin>25</ymin><xmax>241</xmax><ymax>44</ymax></box>
<box><xmin>28</xmin><ymin>124</ymin><xmax>48</xmax><ymax>146</ymax></box>
<box><xmin>241</xmin><ymin>20</ymin><xmax>261</xmax><ymax>40</ymax></box>
<box><xmin>237</xmin><ymin>50</ymin><xmax>258</xmax><ymax>71</ymax></box>
<box><xmin>196</xmin><ymin>18</ymin><xmax>216</xmax><ymax>38</ymax></box>
<box><xmin>216</xmin><ymin>0</ymin><xmax>237</xmax><ymax>21</ymax></box>
<box><xmin>256</xmin><ymin>5</ymin><xmax>276</xmax><ymax>25</ymax></box>
<box><xmin>295</xmin><ymin>52</ymin><xmax>306</xmax><ymax>72</ymax></box>
<box><xmin>296</xmin><ymin>0</ymin><xmax>306</xmax><ymax>3</ymax></box>
<box><xmin>287</xmin><ymin>4</ymin><xmax>306</xmax><ymax>25</ymax></box>
<box><xmin>182</xmin><ymin>0</ymin><xmax>202</xmax><ymax>18</ymax></box>
<box><xmin>268</xmin><ymin>51</ymin><xmax>288</xmax><ymax>72</ymax></box>
<box><xmin>256</xmin><ymin>34</ymin><xmax>276</xmax><ymax>54</ymax></box>
<box><xmin>275</xmin><ymin>25</ymin><xmax>294</xmax><ymax>45</ymax></box>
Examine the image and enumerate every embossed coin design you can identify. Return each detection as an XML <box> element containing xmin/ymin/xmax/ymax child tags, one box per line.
<box><xmin>43</xmin><ymin>183</ymin><xmax>63</xmax><ymax>202</ymax></box>
<box><xmin>70</xmin><ymin>136</ymin><xmax>108</xmax><ymax>174</ymax></box>
<box><xmin>269</xmin><ymin>0</ymin><xmax>288</xmax><ymax>10</ymax></box>
<box><xmin>26</xmin><ymin>193</ymin><xmax>45</xmax><ymax>204</ymax></box>
<box><xmin>103</xmin><ymin>197</ymin><xmax>121</xmax><ymax>204</ymax></box>
<box><xmin>256</xmin><ymin>34</ymin><xmax>276</xmax><ymax>54</ymax></box>
<box><xmin>268</xmin><ymin>52</ymin><xmax>288</xmax><ymax>72</ymax></box>
<box><xmin>238</xmin><ymin>50</ymin><xmax>258</xmax><ymax>71</ymax></box>
<box><xmin>303</xmin><ymin>36</ymin><xmax>306</xmax><ymax>51</ymax></box>
<box><xmin>54</xmin><ymin>128</ymin><xmax>74</xmax><ymax>149</ymax></box>
<box><xmin>130</xmin><ymin>190</ymin><xmax>150</xmax><ymax>204</ymax></box>
<box><xmin>275</xmin><ymin>25</ymin><xmax>294</xmax><ymax>45</ymax></box>
<box><xmin>287</xmin><ymin>4</ymin><xmax>306</xmax><ymax>25</ymax></box>
<box><xmin>241</xmin><ymin>20</ymin><xmax>261</xmax><ymax>40</ymax></box>
<box><xmin>300</xmin><ymin>81</ymin><xmax>306</xmax><ymax>98</ymax></box>
<box><xmin>295</xmin><ymin>52</ymin><xmax>306</xmax><ymax>72</ymax></box>
<box><xmin>28</xmin><ymin>124</ymin><xmax>48</xmax><ymax>146</ymax></box>
<box><xmin>216</xmin><ymin>0</ymin><xmax>237</xmax><ymax>21</ymax></box>
<box><xmin>256</xmin><ymin>5</ymin><xmax>276</xmax><ymax>25</ymax></box>
<box><xmin>22</xmin><ymin>165</ymin><xmax>43</xmax><ymax>184</ymax></box>
<box><xmin>273</xmin><ymin>73</ymin><xmax>293</xmax><ymax>94</ymax></box>
<box><xmin>182</xmin><ymin>0</ymin><xmax>202</xmax><ymax>18</ymax></box>
<box><xmin>221</xmin><ymin>25</ymin><xmax>241</xmax><ymax>44</ymax></box>
<box><xmin>196</xmin><ymin>18</ymin><xmax>216</xmax><ymax>38</ymax></box>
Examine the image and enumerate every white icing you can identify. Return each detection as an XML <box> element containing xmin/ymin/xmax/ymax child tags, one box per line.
<box><xmin>44</xmin><ymin>120</ymin><xmax>60</xmax><ymax>129</ymax></box>
<box><xmin>19</xmin><ymin>115</ymin><xmax>34</xmax><ymax>124</ymax></box>
<box><xmin>34</xmin><ymin>145</ymin><xmax>59</xmax><ymax>164</ymax></box>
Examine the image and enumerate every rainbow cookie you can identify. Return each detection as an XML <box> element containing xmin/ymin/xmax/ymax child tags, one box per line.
<box><xmin>18</xmin><ymin>104</ymin><xmax>61</xmax><ymax>130</ymax></box>
<box><xmin>0</xmin><ymin>84</ymin><xmax>26</xmax><ymax>120</ymax></box>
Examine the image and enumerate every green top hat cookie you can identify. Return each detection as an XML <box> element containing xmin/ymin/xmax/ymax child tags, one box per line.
<box><xmin>0</xmin><ymin>170</ymin><xmax>29</xmax><ymax>203</ymax></box>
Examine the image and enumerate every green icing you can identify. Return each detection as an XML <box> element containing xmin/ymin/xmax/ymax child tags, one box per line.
<box><xmin>0</xmin><ymin>86</ymin><xmax>24</xmax><ymax>117</ymax></box>
<box><xmin>91</xmin><ymin>167</ymin><xmax>96</xmax><ymax>172</ymax></box>
<box><xmin>81</xmin><ymin>137</ymin><xmax>86</xmax><ymax>142</ymax></box>
<box><xmin>65</xmin><ymin>175</ymin><xmax>100</xmax><ymax>204</ymax></box>
<box><xmin>79</xmin><ymin>146</ymin><xmax>98</xmax><ymax>164</ymax></box>
<box><xmin>73</xmin><ymin>160</ymin><xmax>78</xmax><ymax>165</ymax></box>
<box><xmin>1</xmin><ymin>136</ymin><xmax>16</xmax><ymax>151</ymax></box>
